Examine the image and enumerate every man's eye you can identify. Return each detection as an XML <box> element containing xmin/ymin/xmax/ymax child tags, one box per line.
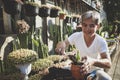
<box><xmin>82</xmin><ymin>23</ymin><xmax>87</xmax><ymax>27</ymax></box>
<box><xmin>89</xmin><ymin>24</ymin><xmax>95</xmax><ymax>28</ymax></box>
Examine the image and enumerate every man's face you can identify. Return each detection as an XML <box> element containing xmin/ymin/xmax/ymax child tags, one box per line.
<box><xmin>81</xmin><ymin>18</ymin><xmax>99</xmax><ymax>37</ymax></box>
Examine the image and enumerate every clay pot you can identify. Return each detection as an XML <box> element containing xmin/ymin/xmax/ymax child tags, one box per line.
<box><xmin>71</xmin><ymin>63</ymin><xmax>84</xmax><ymax>80</ymax></box>
<box><xmin>59</xmin><ymin>13</ymin><xmax>66</xmax><ymax>19</ymax></box>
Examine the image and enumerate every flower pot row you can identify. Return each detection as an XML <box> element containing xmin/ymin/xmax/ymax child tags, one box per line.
<box><xmin>2</xmin><ymin>1</ymin><xmax>62</xmax><ymax>18</ymax></box>
<box><xmin>64</xmin><ymin>16</ymin><xmax>80</xmax><ymax>23</ymax></box>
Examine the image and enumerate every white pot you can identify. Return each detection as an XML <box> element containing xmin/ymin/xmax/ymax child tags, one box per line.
<box><xmin>16</xmin><ymin>63</ymin><xmax>32</xmax><ymax>80</ymax></box>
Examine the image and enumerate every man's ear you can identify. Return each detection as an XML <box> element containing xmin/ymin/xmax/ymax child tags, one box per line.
<box><xmin>97</xmin><ymin>23</ymin><xmax>101</xmax><ymax>29</ymax></box>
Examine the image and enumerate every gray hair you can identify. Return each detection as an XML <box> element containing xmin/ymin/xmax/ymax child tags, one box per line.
<box><xmin>81</xmin><ymin>10</ymin><xmax>101</xmax><ymax>25</ymax></box>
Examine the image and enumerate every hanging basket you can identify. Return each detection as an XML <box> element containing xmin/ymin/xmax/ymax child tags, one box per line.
<box><xmin>72</xmin><ymin>15</ymin><xmax>80</xmax><ymax>23</ymax></box>
<box><xmin>39</xmin><ymin>5</ymin><xmax>50</xmax><ymax>17</ymax></box>
<box><xmin>50</xmin><ymin>6</ymin><xmax>61</xmax><ymax>18</ymax></box>
<box><xmin>2</xmin><ymin>0</ymin><xmax>20</xmax><ymax>15</ymax></box>
<box><xmin>64</xmin><ymin>16</ymin><xmax>71</xmax><ymax>23</ymax></box>
<box><xmin>72</xmin><ymin>17</ymin><xmax>78</xmax><ymax>22</ymax></box>
<box><xmin>71</xmin><ymin>63</ymin><xmax>85</xmax><ymax>80</ymax></box>
<box><xmin>23</xmin><ymin>2</ymin><xmax>39</xmax><ymax>17</ymax></box>
<box><xmin>50</xmin><ymin>9</ymin><xmax>59</xmax><ymax>17</ymax></box>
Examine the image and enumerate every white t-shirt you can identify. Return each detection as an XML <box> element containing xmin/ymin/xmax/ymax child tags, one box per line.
<box><xmin>68</xmin><ymin>32</ymin><xmax>109</xmax><ymax>72</ymax></box>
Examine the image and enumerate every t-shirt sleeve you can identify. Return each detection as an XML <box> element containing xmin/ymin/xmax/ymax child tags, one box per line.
<box><xmin>99</xmin><ymin>38</ymin><xmax>109</xmax><ymax>54</ymax></box>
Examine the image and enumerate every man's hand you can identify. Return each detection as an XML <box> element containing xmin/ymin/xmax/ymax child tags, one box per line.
<box><xmin>55</xmin><ymin>41</ymin><xmax>66</xmax><ymax>55</ymax></box>
<box><xmin>80</xmin><ymin>56</ymin><xmax>94</xmax><ymax>75</ymax></box>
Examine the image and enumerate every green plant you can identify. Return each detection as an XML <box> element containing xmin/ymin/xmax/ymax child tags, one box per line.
<box><xmin>51</xmin><ymin>6</ymin><xmax>62</xmax><ymax>11</ymax></box>
<box><xmin>68</xmin><ymin>49</ymin><xmax>81</xmax><ymax>65</ymax></box>
<box><xmin>59</xmin><ymin>11</ymin><xmax>66</xmax><ymax>14</ymax></box>
<box><xmin>7</xmin><ymin>49</ymin><xmax>38</xmax><ymax>65</ymax></box>
<box><xmin>47</xmin><ymin>55</ymin><xmax>65</xmax><ymax>63</ymax></box>
<box><xmin>75</xmin><ymin>50</ymin><xmax>81</xmax><ymax>62</ymax></box>
<box><xmin>25</xmin><ymin>1</ymin><xmax>39</xmax><ymax>7</ymax></box>
<box><xmin>40</xmin><ymin>5</ymin><xmax>49</xmax><ymax>8</ymax></box>
<box><xmin>32</xmin><ymin>58</ymin><xmax>53</xmax><ymax>72</ymax></box>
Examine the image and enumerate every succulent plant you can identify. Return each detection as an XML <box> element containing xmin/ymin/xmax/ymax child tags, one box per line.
<box><xmin>7</xmin><ymin>49</ymin><xmax>38</xmax><ymax>65</ymax></box>
<box><xmin>47</xmin><ymin>55</ymin><xmax>65</xmax><ymax>63</ymax></box>
<box><xmin>32</xmin><ymin>58</ymin><xmax>53</xmax><ymax>72</ymax></box>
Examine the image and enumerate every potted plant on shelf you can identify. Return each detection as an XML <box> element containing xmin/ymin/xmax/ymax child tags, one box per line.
<box><xmin>72</xmin><ymin>15</ymin><xmax>80</xmax><ymax>23</ymax></box>
<box><xmin>64</xmin><ymin>15</ymin><xmax>71</xmax><ymax>23</ymax></box>
<box><xmin>50</xmin><ymin>6</ymin><xmax>62</xmax><ymax>18</ymax></box>
<box><xmin>23</xmin><ymin>1</ymin><xmax>39</xmax><ymax>17</ymax></box>
<box><xmin>2</xmin><ymin>0</ymin><xmax>21</xmax><ymax>15</ymax></box>
<box><xmin>7</xmin><ymin>49</ymin><xmax>38</xmax><ymax>80</ymax></box>
<box><xmin>39</xmin><ymin>5</ymin><xmax>50</xmax><ymax>17</ymax></box>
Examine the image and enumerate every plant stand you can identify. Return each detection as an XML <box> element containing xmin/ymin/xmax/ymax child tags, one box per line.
<box><xmin>16</xmin><ymin>63</ymin><xmax>32</xmax><ymax>80</ymax></box>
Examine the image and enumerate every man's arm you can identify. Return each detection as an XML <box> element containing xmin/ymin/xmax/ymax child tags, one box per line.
<box><xmin>93</xmin><ymin>52</ymin><xmax>112</xmax><ymax>68</ymax></box>
<box><xmin>55</xmin><ymin>39</ymin><xmax>70</xmax><ymax>55</ymax></box>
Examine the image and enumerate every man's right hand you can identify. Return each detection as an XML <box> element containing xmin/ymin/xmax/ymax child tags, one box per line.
<box><xmin>55</xmin><ymin>41</ymin><xmax>66</xmax><ymax>55</ymax></box>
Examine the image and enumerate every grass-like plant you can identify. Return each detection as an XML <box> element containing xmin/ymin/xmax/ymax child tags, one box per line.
<box><xmin>7</xmin><ymin>49</ymin><xmax>38</xmax><ymax>65</ymax></box>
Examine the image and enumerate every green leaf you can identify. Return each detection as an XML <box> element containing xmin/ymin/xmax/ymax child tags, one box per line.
<box><xmin>76</xmin><ymin>50</ymin><xmax>80</xmax><ymax>62</ymax></box>
<box><xmin>32</xmin><ymin>38</ymin><xmax>39</xmax><ymax>47</ymax></box>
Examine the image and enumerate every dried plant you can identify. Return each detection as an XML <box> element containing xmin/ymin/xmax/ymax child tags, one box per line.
<box><xmin>16</xmin><ymin>20</ymin><xmax>30</xmax><ymax>34</ymax></box>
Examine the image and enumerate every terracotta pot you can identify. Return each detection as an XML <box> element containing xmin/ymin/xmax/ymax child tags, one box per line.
<box><xmin>59</xmin><ymin>13</ymin><xmax>65</xmax><ymax>19</ymax></box>
<box><xmin>71</xmin><ymin>63</ymin><xmax>84</xmax><ymax>80</ymax></box>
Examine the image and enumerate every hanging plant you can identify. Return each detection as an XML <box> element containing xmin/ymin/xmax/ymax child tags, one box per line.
<box><xmin>38</xmin><ymin>5</ymin><xmax>50</xmax><ymax>17</ymax></box>
<box><xmin>72</xmin><ymin>15</ymin><xmax>80</xmax><ymax>23</ymax></box>
<box><xmin>59</xmin><ymin>11</ymin><xmax>66</xmax><ymax>19</ymax></box>
<box><xmin>2</xmin><ymin>0</ymin><xmax>21</xmax><ymax>15</ymax></box>
<box><xmin>23</xmin><ymin>1</ymin><xmax>39</xmax><ymax>17</ymax></box>
<box><xmin>64</xmin><ymin>15</ymin><xmax>71</xmax><ymax>23</ymax></box>
<box><xmin>50</xmin><ymin>6</ymin><xmax>62</xmax><ymax>18</ymax></box>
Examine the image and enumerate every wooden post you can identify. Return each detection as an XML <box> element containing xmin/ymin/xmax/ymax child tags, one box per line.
<box><xmin>41</xmin><ymin>0</ymin><xmax>48</xmax><ymax>45</ymax></box>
